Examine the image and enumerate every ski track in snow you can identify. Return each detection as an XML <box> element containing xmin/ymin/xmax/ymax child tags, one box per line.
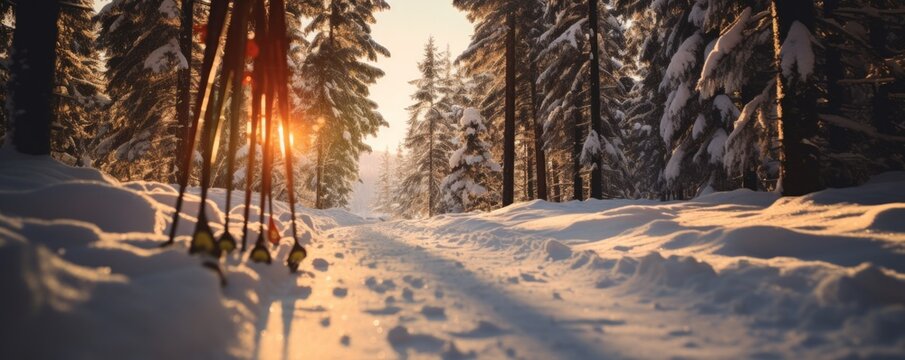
<box><xmin>2</xmin><ymin>151</ymin><xmax>905</xmax><ymax>359</ymax></box>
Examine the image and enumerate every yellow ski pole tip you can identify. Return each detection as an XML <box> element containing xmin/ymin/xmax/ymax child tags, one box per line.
<box><xmin>250</xmin><ymin>245</ymin><xmax>272</xmax><ymax>264</ymax></box>
<box><xmin>191</xmin><ymin>229</ymin><xmax>215</xmax><ymax>254</ymax></box>
<box><xmin>219</xmin><ymin>233</ymin><xmax>237</xmax><ymax>253</ymax></box>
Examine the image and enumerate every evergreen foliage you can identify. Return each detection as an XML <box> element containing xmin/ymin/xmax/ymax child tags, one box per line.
<box><xmin>300</xmin><ymin>0</ymin><xmax>389</xmax><ymax>209</ymax></box>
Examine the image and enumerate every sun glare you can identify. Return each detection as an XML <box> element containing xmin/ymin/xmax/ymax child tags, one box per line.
<box><xmin>278</xmin><ymin>122</ymin><xmax>286</xmax><ymax>156</ymax></box>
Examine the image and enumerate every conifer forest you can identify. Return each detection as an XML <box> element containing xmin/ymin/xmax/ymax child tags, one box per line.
<box><xmin>1</xmin><ymin>0</ymin><xmax>904</xmax><ymax>359</ymax></box>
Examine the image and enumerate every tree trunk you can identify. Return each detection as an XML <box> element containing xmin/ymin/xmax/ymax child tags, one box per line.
<box><xmin>8</xmin><ymin>0</ymin><xmax>61</xmax><ymax>155</ymax></box>
<box><xmin>172</xmin><ymin>0</ymin><xmax>194</xmax><ymax>182</ymax></box>
<box><xmin>771</xmin><ymin>0</ymin><xmax>822</xmax><ymax>196</ymax></box>
<box><xmin>524</xmin><ymin>117</ymin><xmax>535</xmax><ymax>199</ymax></box>
<box><xmin>742</xmin><ymin>169</ymin><xmax>758</xmax><ymax>191</ymax></box>
<box><xmin>572</xmin><ymin>108</ymin><xmax>584</xmax><ymax>200</ymax></box>
<box><xmin>529</xmin><ymin>61</ymin><xmax>548</xmax><ymax>200</ymax></box>
<box><xmin>588</xmin><ymin>0</ymin><xmax>603</xmax><ymax>199</ymax></box>
<box><xmin>551</xmin><ymin>159</ymin><xmax>561</xmax><ymax>202</ymax></box>
<box><xmin>502</xmin><ymin>7</ymin><xmax>516</xmax><ymax>206</ymax></box>
<box><xmin>428</xmin><ymin>107</ymin><xmax>435</xmax><ymax>217</ymax></box>
<box><xmin>315</xmin><ymin>136</ymin><xmax>324</xmax><ymax>209</ymax></box>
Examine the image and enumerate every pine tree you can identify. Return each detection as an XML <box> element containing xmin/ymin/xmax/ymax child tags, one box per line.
<box><xmin>301</xmin><ymin>0</ymin><xmax>389</xmax><ymax>209</ymax></box>
<box><xmin>538</xmin><ymin>0</ymin><xmax>629</xmax><ymax>200</ymax></box>
<box><xmin>440</xmin><ymin>108</ymin><xmax>501</xmax><ymax>213</ymax></box>
<box><xmin>399</xmin><ymin>38</ymin><xmax>457</xmax><ymax>217</ymax></box>
<box><xmin>690</xmin><ymin>1</ymin><xmax>776</xmax><ymax>194</ymax></box>
<box><xmin>454</xmin><ymin>0</ymin><xmax>531</xmax><ymax>207</ymax></box>
<box><xmin>54</xmin><ymin>0</ymin><xmax>108</xmax><ymax>166</ymax></box>
<box><xmin>372</xmin><ymin>147</ymin><xmax>395</xmax><ymax>215</ymax></box>
<box><xmin>391</xmin><ymin>144</ymin><xmax>412</xmax><ymax>218</ymax></box>
<box><xmin>523</xmin><ymin>1</ymin><xmax>548</xmax><ymax>201</ymax></box>
<box><xmin>771</xmin><ymin>0</ymin><xmax>820</xmax><ymax>195</ymax></box>
<box><xmin>96</xmin><ymin>0</ymin><xmax>185</xmax><ymax>180</ymax></box>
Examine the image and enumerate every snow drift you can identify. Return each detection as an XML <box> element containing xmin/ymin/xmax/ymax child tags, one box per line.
<box><xmin>0</xmin><ymin>150</ymin><xmax>366</xmax><ymax>359</ymax></box>
<box><xmin>410</xmin><ymin>173</ymin><xmax>905</xmax><ymax>357</ymax></box>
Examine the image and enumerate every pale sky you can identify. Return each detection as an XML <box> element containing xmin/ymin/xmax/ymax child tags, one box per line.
<box><xmin>367</xmin><ymin>0</ymin><xmax>472</xmax><ymax>152</ymax></box>
<box><xmin>94</xmin><ymin>0</ymin><xmax>474</xmax><ymax>154</ymax></box>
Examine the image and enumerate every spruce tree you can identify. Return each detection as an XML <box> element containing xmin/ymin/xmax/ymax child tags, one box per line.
<box><xmin>770</xmin><ymin>0</ymin><xmax>821</xmax><ymax>195</ymax></box>
<box><xmin>440</xmin><ymin>108</ymin><xmax>501</xmax><ymax>213</ymax></box>
<box><xmin>372</xmin><ymin>147</ymin><xmax>395</xmax><ymax>215</ymax></box>
<box><xmin>54</xmin><ymin>0</ymin><xmax>108</xmax><ymax>165</ymax></box>
<box><xmin>399</xmin><ymin>38</ymin><xmax>456</xmax><ymax>217</ymax></box>
<box><xmin>454</xmin><ymin>0</ymin><xmax>529</xmax><ymax>207</ymax></box>
<box><xmin>538</xmin><ymin>0</ymin><xmax>629</xmax><ymax>199</ymax></box>
<box><xmin>300</xmin><ymin>0</ymin><xmax>389</xmax><ymax>209</ymax></box>
<box><xmin>96</xmin><ymin>0</ymin><xmax>184</xmax><ymax>180</ymax></box>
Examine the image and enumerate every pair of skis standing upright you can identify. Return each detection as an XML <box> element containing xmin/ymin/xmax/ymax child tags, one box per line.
<box><xmin>165</xmin><ymin>0</ymin><xmax>308</xmax><ymax>282</ymax></box>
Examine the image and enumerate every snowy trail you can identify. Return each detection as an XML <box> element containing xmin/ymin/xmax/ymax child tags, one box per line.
<box><xmin>257</xmin><ymin>222</ymin><xmax>615</xmax><ymax>359</ymax></box>
<box><xmin>252</xmin><ymin>221</ymin><xmax>753</xmax><ymax>360</ymax></box>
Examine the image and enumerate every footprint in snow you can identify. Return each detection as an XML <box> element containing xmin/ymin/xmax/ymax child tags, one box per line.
<box><xmin>668</xmin><ymin>326</ymin><xmax>692</xmax><ymax>337</ymax></box>
<box><xmin>333</xmin><ymin>287</ymin><xmax>348</xmax><ymax>298</ymax></box>
<box><xmin>312</xmin><ymin>258</ymin><xmax>329</xmax><ymax>272</ymax></box>
<box><xmin>365</xmin><ymin>276</ymin><xmax>396</xmax><ymax>293</ymax></box>
<box><xmin>421</xmin><ymin>305</ymin><xmax>446</xmax><ymax>320</ymax></box>
<box><xmin>340</xmin><ymin>335</ymin><xmax>351</xmax><ymax>347</ymax></box>
<box><xmin>402</xmin><ymin>288</ymin><xmax>415</xmax><ymax>302</ymax></box>
<box><xmin>441</xmin><ymin>341</ymin><xmax>476</xmax><ymax>360</ymax></box>
<box><xmin>293</xmin><ymin>285</ymin><xmax>313</xmax><ymax>300</ymax></box>
<box><xmin>520</xmin><ymin>273</ymin><xmax>545</xmax><ymax>283</ymax></box>
<box><xmin>403</xmin><ymin>275</ymin><xmax>425</xmax><ymax>289</ymax></box>
<box><xmin>544</xmin><ymin>239</ymin><xmax>572</xmax><ymax>261</ymax></box>
<box><xmin>364</xmin><ymin>305</ymin><xmax>402</xmax><ymax>316</ymax></box>
<box><xmin>449</xmin><ymin>321</ymin><xmax>506</xmax><ymax>339</ymax></box>
<box><xmin>387</xmin><ymin>325</ymin><xmax>446</xmax><ymax>354</ymax></box>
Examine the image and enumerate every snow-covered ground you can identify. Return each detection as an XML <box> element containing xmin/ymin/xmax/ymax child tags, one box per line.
<box><xmin>2</xmin><ymin>151</ymin><xmax>905</xmax><ymax>359</ymax></box>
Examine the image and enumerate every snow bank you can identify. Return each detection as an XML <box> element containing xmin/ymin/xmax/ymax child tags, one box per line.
<box><xmin>0</xmin><ymin>151</ymin><xmax>365</xmax><ymax>359</ymax></box>
<box><xmin>412</xmin><ymin>172</ymin><xmax>905</xmax><ymax>356</ymax></box>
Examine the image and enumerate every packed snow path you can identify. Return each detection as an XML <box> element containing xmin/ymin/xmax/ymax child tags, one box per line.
<box><xmin>257</xmin><ymin>221</ymin><xmax>757</xmax><ymax>360</ymax></box>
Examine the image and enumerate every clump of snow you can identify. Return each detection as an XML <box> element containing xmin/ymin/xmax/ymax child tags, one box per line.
<box><xmin>144</xmin><ymin>38</ymin><xmax>188</xmax><ymax>73</ymax></box>
<box><xmin>579</xmin><ymin>129</ymin><xmax>601</xmax><ymax>167</ymax></box>
<box><xmin>698</xmin><ymin>8</ymin><xmax>751</xmax><ymax>89</ymax></box>
<box><xmin>459</xmin><ymin>107</ymin><xmax>484</xmax><ymax>128</ymax></box>
<box><xmin>660</xmin><ymin>32</ymin><xmax>703</xmax><ymax>90</ymax></box>
<box><xmin>691</xmin><ymin>113</ymin><xmax>706</xmax><ymax>140</ymax></box>
<box><xmin>712</xmin><ymin>94</ymin><xmax>740</xmax><ymax>122</ymax></box>
<box><xmin>663</xmin><ymin>144</ymin><xmax>686</xmax><ymax>182</ymax></box>
<box><xmin>659</xmin><ymin>82</ymin><xmax>692</xmax><ymax>145</ymax></box>
<box><xmin>780</xmin><ymin>21</ymin><xmax>815</xmax><ymax>81</ymax></box>
<box><xmin>158</xmin><ymin>0</ymin><xmax>179</xmax><ymax>18</ymax></box>
<box><xmin>544</xmin><ymin>239</ymin><xmax>572</xmax><ymax>261</ymax></box>
<box><xmin>707</xmin><ymin>128</ymin><xmax>728</xmax><ymax>163</ymax></box>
